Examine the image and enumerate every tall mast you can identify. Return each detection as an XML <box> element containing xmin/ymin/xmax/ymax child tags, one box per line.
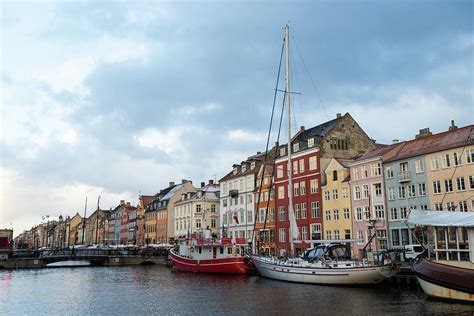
<box><xmin>285</xmin><ymin>24</ymin><xmax>296</xmax><ymax>257</ymax></box>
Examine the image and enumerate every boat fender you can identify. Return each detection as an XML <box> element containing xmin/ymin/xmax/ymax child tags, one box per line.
<box><xmin>190</xmin><ymin>247</ymin><xmax>195</xmax><ymax>253</ymax></box>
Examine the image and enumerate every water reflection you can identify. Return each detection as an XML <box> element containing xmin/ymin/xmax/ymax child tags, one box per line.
<box><xmin>0</xmin><ymin>266</ymin><xmax>472</xmax><ymax>315</ymax></box>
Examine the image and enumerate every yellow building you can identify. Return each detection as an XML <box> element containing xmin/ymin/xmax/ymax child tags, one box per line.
<box><xmin>67</xmin><ymin>213</ymin><xmax>83</xmax><ymax>246</ymax></box>
<box><xmin>424</xmin><ymin>125</ymin><xmax>474</xmax><ymax>212</ymax></box>
<box><xmin>322</xmin><ymin>158</ymin><xmax>353</xmax><ymax>241</ymax></box>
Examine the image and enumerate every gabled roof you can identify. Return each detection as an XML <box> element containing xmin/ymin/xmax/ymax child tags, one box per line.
<box><xmin>385</xmin><ymin>125</ymin><xmax>473</xmax><ymax>163</ymax></box>
<box><xmin>351</xmin><ymin>142</ymin><xmax>404</xmax><ymax>164</ymax></box>
<box><xmin>219</xmin><ymin>150</ymin><xmax>271</xmax><ymax>183</ymax></box>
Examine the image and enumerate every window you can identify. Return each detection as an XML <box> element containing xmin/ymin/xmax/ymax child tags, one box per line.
<box><xmin>302</xmin><ymin>226</ymin><xmax>308</xmax><ymax>240</ymax></box>
<box><xmin>435</xmin><ymin>203</ymin><xmax>443</xmax><ymax>211</ymax></box>
<box><xmin>420</xmin><ymin>204</ymin><xmax>428</xmax><ymax>210</ymax></box>
<box><xmin>299</xmin><ymin>159</ymin><xmax>305</xmax><ymax>173</ymax></box>
<box><xmin>392</xmin><ymin>230</ymin><xmax>400</xmax><ymax>247</ymax></box>
<box><xmin>342</xmin><ymin>187</ymin><xmax>348</xmax><ymax>198</ymax></box>
<box><xmin>445</xmin><ymin>179</ymin><xmax>453</xmax><ymax>192</ymax></box>
<box><xmin>333</xmin><ymin>209</ymin><xmax>339</xmax><ymax>220</ymax></box>
<box><xmin>363</xmin><ymin>206</ymin><xmax>370</xmax><ymax>220</ymax></box>
<box><xmin>247</xmin><ymin>210</ymin><xmax>253</xmax><ymax>223</ymax></box>
<box><xmin>269</xmin><ymin>208</ymin><xmax>275</xmax><ymax>221</ymax></box>
<box><xmin>277</xmin><ymin>165</ymin><xmax>284</xmax><ymax>178</ymax></box>
<box><xmin>324</xmin><ymin>191</ymin><xmax>330</xmax><ymax>200</ymax></box>
<box><xmin>459</xmin><ymin>201</ymin><xmax>468</xmax><ymax>212</ymax></box>
<box><xmin>470</xmin><ymin>175</ymin><xmax>474</xmax><ymax>189</ymax></box>
<box><xmin>211</xmin><ymin>219</ymin><xmax>216</xmax><ymax>228</ymax></box>
<box><xmin>386</xmin><ymin>166</ymin><xmax>394</xmax><ymax>178</ymax></box>
<box><xmin>211</xmin><ymin>204</ymin><xmax>216</xmax><ymax>212</ymax></box>
<box><xmin>433</xmin><ymin>180</ymin><xmax>442</xmax><ymax>194</ymax></box>
<box><xmin>400</xmin><ymin>207</ymin><xmax>408</xmax><ymax>219</ymax></box>
<box><xmin>415</xmin><ymin>160</ymin><xmax>424</xmax><ymax>173</ymax></box>
<box><xmin>390</xmin><ymin>208</ymin><xmax>398</xmax><ymax>220</ymax></box>
<box><xmin>311</xmin><ymin>202</ymin><xmax>320</xmax><ymax>218</ymax></box>
<box><xmin>355</xmin><ymin>186</ymin><xmax>361</xmax><ymax>199</ymax></box>
<box><xmin>388</xmin><ymin>187</ymin><xmax>395</xmax><ymax>200</ymax></box>
<box><xmin>310</xmin><ymin>179</ymin><xmax>318</xmax><ymax>193</ymax></box>
<box><xmin>293</xmin><ymin>161</ymin><xmax>298</xmax><ymax>175</ymax></box>
<box><xmin>343</xmin><ymin>208</ymin><xmax>350</xmax><ymax>220</ymax></box>
<box><xmin>356</xmin><ymin>207</ymin><xmax>362</xmax><ymax>221</ymax></box>
<box><xmin>361</xmin><ymin>166</ymin><xmax>368</xmax><ymax>178</ymax></box>
<box><xmin>418</xmin><ymin>183</ymin><xmax>426</xmax><ymax>196</ymax></box>
<box><xmin>353</xmin><ymin>168</ymin><xmax>360</xmax><ymax>180</ymax></box>
<box><xmin>363</xmin><ymin>185</ymin><xmax>369</xmax><ymax>198</ymax></box>
<box><xmin>293</xmin><ymin>143</ymin><xmax>300</xmax><ymax>152</ymax></box>
<box><xmin>332</xmin><ymin>189</ymin><xmax>338</xmax><ymax>199</ymax></box>
<box><xmin>301</xmin><ymin>203</ymin><xmax>307</xmax><ymax>219</ymax></box>
<box><xmin>442</xmin><ymin>154</ymin><xmax>451</xmax><ymax>168</ymax></box>
<box><xmin>300</xmin><ymin>181</ymin><xmax>306</xmax><ymax>195</ymax></box>
<box><xmin>453</xmin><ymin>152</ymin><xmax>461</xmax><ymax>166</ymax></box>
<box><xmin>357</xmin><ymin>230</ymin><xmax>364</xmax><ymax>245</ymax></box>
<box><xmin>430</xmin><ymin>156</ymin><xmax>439</xmax><ymax>171</ymax></box>
<box><xmin>295</xmin><ymin>204</ymin><xmax>300</xmax><ymax>219</ymax></box>
<box><xmin>247</xmin><ymin>193</ymin><xmax>253</xmax><ymax>203</ymax></box>
<box><xmin>311</xmin><ymin>224</ymin><xmax>322</xmax><ymax>240</ymax></box>
<box><xmin>401</xmin><ymin>229</ymin><xmax>409</xmax><ymax>245</ymax></box>
<box><xmin>278</xmin><ymin>186</ymin><xmax>285</xmax><ymax>199</ymax></box>
<box><xmin>456</xmin><ymin>177</ymin><xmax>466</xmax><ymax>191</ymax></box>
<box><xmin>371</xmin><ymin>163</ymin><xmax>381</xmax><ymax>176</ymax></box>
<box><xmin>398</xmin><ymin>186</ymin><xmax>406</xmax><ymax>199</ymax></box>
<box><xmin>196</xmin><ymin>219</ymin><xmax>201</xmax><ymax>228</ymax></box>
<box><xmin>325</xmin><ymin>210</ymin><xmax>331</xmax><ymax>220</ymax></box>
<box><xmin>278</xmin><ymin>206</ymin><xmax>286</xmax><ymax>221</ymax></box>
<box><xmin>308</xmin><ymin>138</ymin><xmax>315</xmax><ymax>148</ymax></box>
<box><xmin>280</xmin><ymin>147</ymin><xmax>286</xmax><ymax>156</ymax></box>
<box><xmin>467</xmin><ymin>149</ymin><xmax>474</xmax><ymax>164</ymax></box>
<box><xmin>447</xmin><ymin>201</ymin><xmax>455</xmax><ymax>211</ymax></box>
<box><xmin>196</xmin><ymin>204</ymin><xmax>202</xmax><ymax>212</ymax></box>
<box><xmin>334</xmin><ymin>230</ymin><xmax>340</xmax><ymax>240</ymax></box>
<box><xmin>279</xmin><ymin>228</ymin><xmax>286</xmax><ymax>242</ymax></box>
<box><xmin>375</xmin><ymin>205</ymin><xmax>385</xmax><ymax>219</ymax></box>
<box><xmin>374</xmin><ymin>183</ymin><xmax>382</xmax><ymax>196</ymax></box>
<box><xmin>309</xmin><ymin>156</ymin><xmax>317</xmax><ymax>171</ymax></box>
<box><xmin>344</xmin><ymin>229</ymin><xmax>351</xmax><ymax>240</ymax></box>
<box><xmin>294</xmin><ymin>183</ymin><xmax>299</xmax><ymax>196</ymax></box>
<box><xmin>326</xmin><ymin>230</ymin><xmax>332</xmax><ymax>240</ymax></box>
<box><xmin>222</xmin><ymin>199</ymin><xmax>227</xmax><ymax>207</ymax></box>
<box><xmin>408</xmin><ymin>184</ymin><xmax>416</xmax><ymax>198</ymax></box>
<box><xmin>333</xmin><ymin>170</ymin><xmax>338</xmax><ymax>181</ymax></box>
<box><xmin>240</xmin><ymin>195</ymin><xmax>244</xmax><ymax>204</ymax></box>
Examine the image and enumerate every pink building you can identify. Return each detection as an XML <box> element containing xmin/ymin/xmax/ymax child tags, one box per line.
<box><xmin>349</xmin><ymin>144</ymin><xmax>402</xmax><ymax>258</ymax></box>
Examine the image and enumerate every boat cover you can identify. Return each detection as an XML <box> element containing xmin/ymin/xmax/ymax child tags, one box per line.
<box><xmin>407</xmin><ymin>209</ymin><xmax>474</xmax><ymax>227</ymax></box>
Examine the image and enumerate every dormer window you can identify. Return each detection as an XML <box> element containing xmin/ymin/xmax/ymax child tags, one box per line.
<box><xmin>308</xmin><ymin>138</ymin><xmax>314</xmax><ymax>148</ymax></box>
<box><xmin>280</xmin><ymin>147</ymin><xmax>286</xmax><ymax>156</ymax></box>
<box><xmin>251</xmin><ymin>161</ymin><xmax>256</xmax><ymax>170</ymax></box>
<box><xmin>293</xmin><ymin>143</ymin><xmax>299</xmax><ymax>152</ymax></box>
<box><xmin>242</xmin><ymin>165</ymin><xmax>247</xmax><ymax>173</ymax></box>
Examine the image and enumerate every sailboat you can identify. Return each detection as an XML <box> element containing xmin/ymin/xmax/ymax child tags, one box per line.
<box><xmin>250</xmin><ymin>25</ymin><xmax>393</xmax><ymax>285</ymax></box>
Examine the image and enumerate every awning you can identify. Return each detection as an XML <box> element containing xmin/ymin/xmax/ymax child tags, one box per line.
<box><xmin>407</xmin><ymin>209</ymin><xmax>474</xmax><ymax>227</ymax></box>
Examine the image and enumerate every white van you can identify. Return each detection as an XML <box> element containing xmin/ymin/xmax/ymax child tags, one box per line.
<box><xmin>403</xmin><ymin>244</ymin><xmax>424</xmax><ymax>262</ymax></box>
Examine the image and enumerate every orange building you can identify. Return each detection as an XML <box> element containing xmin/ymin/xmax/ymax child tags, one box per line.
<box><xmin>254</xmin><ymin>163</ymin><xmax>276</xmax><ymax>256</ymax></box>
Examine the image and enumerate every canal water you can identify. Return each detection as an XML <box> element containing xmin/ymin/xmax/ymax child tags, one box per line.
<box><xmin>1</xmin><ymin>265</ymin><xmax>472</xmax><ymax>315</ymax></box>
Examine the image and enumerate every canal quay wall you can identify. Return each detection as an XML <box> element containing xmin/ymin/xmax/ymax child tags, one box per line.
<box><xmin>0</xmin><ymin>256</ymin><xmax>167</xmax><ymax>269</ymax></box>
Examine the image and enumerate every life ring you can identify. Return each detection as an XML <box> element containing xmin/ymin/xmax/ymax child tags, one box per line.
<box><xmin>190</xmin><ymin>247</ymin><xmax>195</xmax><ymax>253</ymax></box>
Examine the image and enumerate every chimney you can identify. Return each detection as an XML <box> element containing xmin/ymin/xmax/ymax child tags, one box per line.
<box><xmin>336</xmin><ymin>113</ymin><xmax>341</xmax><ymax>118</ymax></box>
<box><xmin>201</xmin><ymin>182</ymin><xmax>205</xmax><ymax>188</ymax></box>
<box><xmin>120</xmin><ymin>200</ymin><xmax>125</xmax><ymax>205</ymax></box>
<box><xmin>300</xmin><ymin>126</ymin><xmax>305</xmax><ymax>132</ymax></box>
<box><xmin>126</xmin><ymin>202</ymin><xmax>131</xmax><ymax>206</ymax></box>
<box><xmin>392</xmin><ymin>139</ymin><xmax>399</xmax><ymax>144</ymax></box>
<box><xmin>209</xmin><ymin>179</ymin><xmax>214</xmax><ymax>185</ymax></box>
<box><xmin>415</xmin><ymin>128</ymin><xmax>432</xmax><ymax>139</ymax></box>
<box><xmin>169</xmin><ymin>181</ymin><xmax>175</xmax><ymax>187</ymax></box>
<box><xmin>181</xmin><ymin>179</ymin><xmax>187</xmax><ymax>184</ymax></box>
<box><xmin>257</xmin><ymin>151</ymin><xmax>261</xmax><ymax>155</ymax></box>
<box><xmin>449</xmin><ymin>120</ymin><xmax>458</xmax><ymax>131</ymax></box>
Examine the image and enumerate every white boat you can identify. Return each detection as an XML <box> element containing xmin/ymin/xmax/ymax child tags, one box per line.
<box><xmin>250</xmin><ymin>25</ymin><xmax>393</xmax><ymax>285</ymax></box>
<box><xmin>408</xmin><ymin>209</ymin><xmax>474</xmax><ymax>302</ymax></box>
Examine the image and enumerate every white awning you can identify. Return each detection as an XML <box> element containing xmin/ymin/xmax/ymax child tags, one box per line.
<box><xmin>407</xmin><ymin>209</ymin><xmax>474</xmax><ymax>227</ymax></box>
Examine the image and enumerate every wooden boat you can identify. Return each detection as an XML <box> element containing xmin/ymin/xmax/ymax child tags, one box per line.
<box><xmin>408</xmin><ymin>209</ymin><xmax>474</xmax><ymax>302</ymax></box>
<box><xmin>251</xmin><ymin>243</ymin><xmax>393</xmax><ymax>285</ymax></box>
<box><xmin>413</xmin><ymin>258</ymin><xmax>474</xmax><ymax>302</ymax></box>
<box><xmin>169</xmin><ymin>237</ymin><xmax>250</xmax><ymax>274</ymax></box>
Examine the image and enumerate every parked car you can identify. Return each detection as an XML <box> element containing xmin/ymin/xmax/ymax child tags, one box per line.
<box><xmin>403</xmin><ymin>244</ymin><xmax>424</xmax><ymax>262</ymax></box>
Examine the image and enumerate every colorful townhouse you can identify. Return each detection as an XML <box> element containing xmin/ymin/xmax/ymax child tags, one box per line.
<box><xmin>174</xmin><ymin>180</ymin><xmax>220</xmax><ymax>239</ymax></box>
<box><xmin>145</xmin><ymin>180</ymin><xmax>196</xmax><ymax>245</ymax></box>
<box><xmin>274</xmin><ymin>113</ymin><xmax>376</xmax><ymax>256</ymax></box>
<box><xmin>254</xmin><ymin>162</ymin><xmax>276</xmax><ymax>255</ymax></box>
<box><xmin>424</xmin><ymin>123</ymin><xmax>473</xmax><ymax>212</ymax></box>
<box><xmin>66</xmin><ymin>212</ymin><xmax>82</xmax><ymax>246</ymax></box>
<box><xmin>86</xmin><ymin>209</ymin><xmax>109</xmax><ymax>245</ymax></box>
<box><xmin>220</xmin><ymin>153</ymin><xmax>264</xmax><ymax>243</ymax></box>
<box><xmin>321</xmin><ymin>158</ymin><xmax>353</xmax><ymax>245</ymax></box>
<box><xmin>136</xmin><ymin>195</ymin><xmax>154</xmax><ymax>246</ymax></box>
<box><xmin>349</xmin><ymin>145</ymin><xmax>403</xmax><ymax>258</ymax></box>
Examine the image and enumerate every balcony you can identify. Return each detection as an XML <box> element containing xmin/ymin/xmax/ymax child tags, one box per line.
<box><xmin>398</xmin><ymin>170</ymin><xmax>411</xmax><ymax>183</ymax></box>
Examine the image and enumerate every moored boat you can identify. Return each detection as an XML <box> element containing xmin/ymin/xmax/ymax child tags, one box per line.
<box><xmin>169</xmin><ymin>237</ymin><xmax>250</xmax><ymax>274</ymax></box>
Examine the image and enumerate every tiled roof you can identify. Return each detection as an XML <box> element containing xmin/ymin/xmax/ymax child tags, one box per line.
<box><xmin>140</xmin><ymin>195</ymin><xmax>155</xmax><ymax>208</ymax></box>
<box><xmin>219</xmin><ymin>149</ymin><xmax>276</xmax><ymax>183</ymax></box>
<box><xmin>352</xmin><ymin>142</ymin><xmax>404</xmax><ymax>163</ymax></box>
<box><xmin>385</xmin><ymin>125</ymin><xmax>473</xmax><ymax>163</ymax></box>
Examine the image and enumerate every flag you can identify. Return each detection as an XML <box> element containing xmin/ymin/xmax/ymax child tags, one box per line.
<box><xmin>233</xmin><ymin>210</ymin><xmax>239</xmax><ymax>224</ymax></box>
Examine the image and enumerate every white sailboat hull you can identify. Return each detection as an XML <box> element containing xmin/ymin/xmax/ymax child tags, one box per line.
<box><xmin>251</xmin><ymin>256</ymin><xmax>392</xmax><ymax>285</ymax></box>
<box><xmin>416</xmin><ymin>277</ymin><xmax>474</xmax><ymax>302</ymax></box>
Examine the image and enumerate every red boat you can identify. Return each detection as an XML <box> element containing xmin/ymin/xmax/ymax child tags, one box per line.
<box><xmin>169</xmin><ymin>237</ymin><xmax>250</xmax><ymax>274</ymax></box>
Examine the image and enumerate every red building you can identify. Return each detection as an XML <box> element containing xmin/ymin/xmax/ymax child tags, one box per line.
<box><xmin>119</xmin><ymin>202</ymin><xmax>137</xmax><ymax>244</ymax></box>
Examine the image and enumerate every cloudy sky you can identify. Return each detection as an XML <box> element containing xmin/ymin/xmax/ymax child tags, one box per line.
<box><xmin>1</xmin><ymin>1</ymin><xmax>472</xmax><ymax>235</ymax></box>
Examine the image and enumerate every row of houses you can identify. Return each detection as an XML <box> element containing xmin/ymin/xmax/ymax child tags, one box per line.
<box><xmin>16</xmin><ymin>113</ymin><xmax>473</xmax><ymax>260</ymax></box>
